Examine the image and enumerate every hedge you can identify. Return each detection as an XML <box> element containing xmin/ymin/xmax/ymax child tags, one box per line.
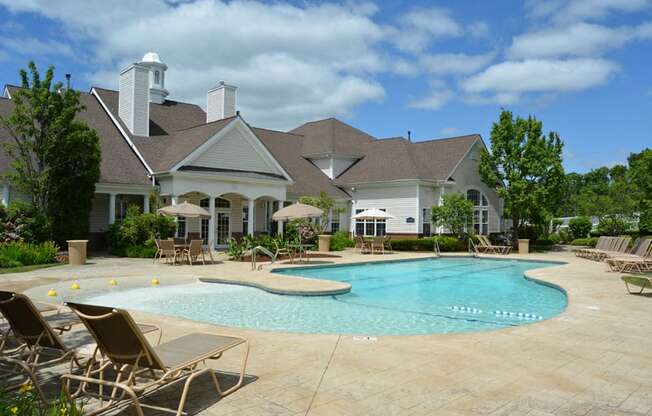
<box><xmin>570</xmin><ymin>237</ymin><xmax>598</xmax><ymax>247</ymax></box>
<box><xmin>0</xmin><ymin>241</ymin><xmax>59</xmax><ymax>268</ymax></box>
<box><xmin>391</xmin><ymin>236</ymin><xmax>466</xmax><ymax>252</ymax></box>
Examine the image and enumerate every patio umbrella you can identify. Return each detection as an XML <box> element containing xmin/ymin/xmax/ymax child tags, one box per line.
<box><xmin>352</xmin><ymin>208</ymin><xmax>395</xmax><ymax>220</ymax></box>
<box><xmin>157</xmin><ymin>201</ymin><xmax>211</xmax><ymax>218</ymax></box>
<box><xmin>272</xmin><ymin>203</ymin><xmax>323</xmax><ymax>221</ymax></box>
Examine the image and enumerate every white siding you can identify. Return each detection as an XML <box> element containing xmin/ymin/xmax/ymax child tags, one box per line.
<box><xmin>449</xmin><ymin>144</ymin><xmax>502</xmax><ymax>233</ymax></box>
<box><xmin>118</xmin><ymin>64</ymin><xmax>149</xmax><ymax>136</ymax></box>
<box><xmin>191</xmin><ymin>129</ymin><xmax>279</xmax><ymax>174</ymax></box>
<box><xmin>89</xmin><ymin>193</ymin><xmax>109</xmax><ymax>232</ymax></box>
<box><xmin>332</xmin><ymin>157</ymin><xmax>357</xmax><ymax>178</ymax></box>
<box><xmin>418</xmin><ymin>185</ymin><xmax>436</xmax><ymax>234</ymax></box>
<box><xmin>350</xmin><ymin>184</ymin><xmax>419</xmax><ymax>235</ymax></box>
<box><xmin>206</xmin><ymin>84</ymin><xmax>237</xmax><ymax>123</ymax></box>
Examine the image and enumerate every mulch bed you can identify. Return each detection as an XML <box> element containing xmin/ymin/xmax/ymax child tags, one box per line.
<box><xmin>241</xmin><ymin>253</ymin><xmax>340</xmax><ymax>262</ymax></box>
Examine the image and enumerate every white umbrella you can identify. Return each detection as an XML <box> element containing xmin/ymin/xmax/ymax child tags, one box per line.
<box><xmin>272</xmin><ymin>203</ymin><xmax>323</xmax><ymax>221</ymax></box>
<box><xmin>157</xmin><ymin>201</ymin><xmax>211</xmax><ymax>218</ymax></box>
<box><xmin>352</xmin><ymin>208</ymin><xmax>394</xmax><ymax>220</ymax></box>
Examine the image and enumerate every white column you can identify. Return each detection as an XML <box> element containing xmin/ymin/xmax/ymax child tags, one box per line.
<box><xmin>108</xmin><ymin>193</ymin><xmax>117</xmax><ymax>224</ymax></box>
<box><xmin>247</xmin><ymin>199</ymin><xmax>255</xmax><ymax>236</ymax></box>
<box><xmin>1</xmin><ymin>184</ymin><xmax>9</xmax><ymax>207</ymax></box>
<box><xmin>208</xmin><ymin>197</ymin><xmax>216</xmax><ymax>247</ymax></box>
<box><xmin>277</xmin><ymin>200</ymin><xmax>284</xmax><ymax>236</ymax></box>
<box><xmin>143</xmin><ymin>194</ymin><xmax>150</xmax><ymax>213</ymax></box>
<box><xmin>171</xmin><ymin>195</ymin><xmax>178</xmax><ymax>205</ymax></box>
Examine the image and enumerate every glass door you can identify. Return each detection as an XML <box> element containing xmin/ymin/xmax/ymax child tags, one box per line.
<box><xmin>216</xmin><ymin>212</ymin><xmax>230</xmax><ymax>247</ymax></box>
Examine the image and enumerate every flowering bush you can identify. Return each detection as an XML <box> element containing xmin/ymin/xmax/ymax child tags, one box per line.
<box><xmin>0</xmin><ymin>383</ymin><xmax>83</xmax><ymax>415</ymax></box>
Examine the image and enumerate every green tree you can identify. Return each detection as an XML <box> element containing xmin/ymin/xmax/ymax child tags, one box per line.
<box><xmin>0</xmin><ymin>62</ymin><xmax>101</xmax><ymax>243</ymax></box>
<box><xmin>568</xmin><ymin>216</ymin><xmax>592</xmax><ymax>240</ymax></box>
<box><xmin>298</xmin><ymin>191</ymin><xmax>343</xmax><ymax>233</ymax></box>
<box><xmin>431</xmin><ymin>193</ymin><xmax>474</xmax><ymax>238</ymax></box>
<box><xmin>627</xmin><ymin>148</ymin><xmax>652</xmax><ymax>233</ymax></box>
<box><xmin>479</xmin><ymin>110</ymin><xmax>565</xmax><ymax>246</ymax></box>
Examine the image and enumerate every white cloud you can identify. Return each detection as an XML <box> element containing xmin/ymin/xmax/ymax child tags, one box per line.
<box><xmin>526</xmin><ymin>0</ymin><xmax>651</xmax><ymax>23</ymax></box>
<box><xmin>462</xmin><ymin>59</ymin><xmax>619</xmax><ymax>94</ymax></box>
<box><xmin>0</xmin><ymin>36</ymin><xmax>76</xmax><ymax>58</ymax></box>
<box><xmin>508</xmin><ymin>21</ymin><xmax>652</xmax><ymax>59</ymax></box>
<box><xmin>408</xmin><ymin>89</ymin><xmax>453</xmax><ymax>110</ymax></box>
<box><xmin>439</xmin><ymin>127</ymin><xmax>460</xmax><ymax>136</ymax></box>
<box><xmin>419</xmin><ymin>51</ymin><xmax>496</xmax><ymax>75</ymax></box>
<box><xmin>0</xmin><ymin>0</ymin><xmax>389</xmax><ymax>130</ymax></box>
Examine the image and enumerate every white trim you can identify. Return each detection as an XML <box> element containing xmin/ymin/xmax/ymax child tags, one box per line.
<box><xmin>159</xmin><ymin>170</ymin><xmax>289</xmax><ymax>187</ymax></box>
<box><xmin>91</xmin><ymin>88</ymin><xmax>154</xmax><ymax>175</ymax></box>
<box><xmin>170</xmin><ymin>117</ymin><xmax>294</xmax><ymax>183</ymax></box>
<box><xmin>2</xmin><ymin>86</ymin><xmax>11</xmax><ymax>99</ymax></box>
<box><xmin>95</xmin><ymin>182</ymin><xmax>153</xmax><ymax>195</ymax></box>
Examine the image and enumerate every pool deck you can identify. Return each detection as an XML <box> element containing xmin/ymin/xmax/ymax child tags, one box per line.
<box><xmin>4</xmin><ymin>249</ymin><xmax>652</xmax><ymax>415</ymax></box>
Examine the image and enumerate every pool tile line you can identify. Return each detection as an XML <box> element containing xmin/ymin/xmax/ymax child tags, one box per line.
<box><xmin>304</xmin><ymin>334</ymin><xmax>342</xmax><ymax>416</ymax></box>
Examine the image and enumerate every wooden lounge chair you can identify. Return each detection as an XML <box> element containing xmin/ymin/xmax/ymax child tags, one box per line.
<box><xmin>182</xmin><ymin>239</ymin><xmax>205</xmax><ymax>265</ymax></box>
<box><xmin>477</xmin><ymin>235</ymin><xmax>511</xmax><ymax>255</ymax></box>
<box><xmin>355</xmin><ymin>236</ymin><xmax>371</xmax><ymax>254</ymax></box>
<box><xmin>593</xmin><ymin>236</ymin><xmax>631</xmax><ymax>261</ymax></box>
<box><xmin>62</xmin><ymin>302</ymin><xmax>248</xmax><ymax>416</ymax></box>
<box><xmin>158</xmin><ymin>239</ymin><xmax>180</xmax><ymax>265</ymax></box>
<box><xmin>606</xmin><ymin>239</ymin><xmax>652</xmax><ymax>272</ymax></box>
<box><xmin>371</xmin><ymin>236</ymin><xmax>385</xmax><ymax>254</ymax></box>
<box><xmin>621</xmin><ymin>275</ymin><xmax>652</xmax><ymax>295</ymax></box>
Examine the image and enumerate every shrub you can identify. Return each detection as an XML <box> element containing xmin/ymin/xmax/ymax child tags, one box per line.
<box><xmin>558</xmin><ymin>228</ymin><xmax>571</xmax><ymax>244</ymax></box>
<box><xmin>0</xmin><ymin>385</ymin><xmax>83</xmax><ymax>415</ymax></box>
<box><xmin>547</xmin><ymin>233</ymin><xmax>561</xmax><ymax>245</ymax></box>
<box><xmin>0</xmin><ymin>201</ymin><xmax>51</xmax><ymax>243</ymax></box>
<box><xmin>570</xmin><ymin>237</ymin><xmax>598</xmax><ymax>247</ymax></box>
<box><xmin>227</xmin><ymin>237</ymin><xmax>247</xmax><ymax>261</ymax></box>
<box><xmin>568</xmin><ymin>217</ymin><xmax>592</xmax><ymax>240</ymax></box>
<box><xmin>109</xmin><ymin>206</ymin><xmax>176</xmax><ymax>257</ymax></box>
<box><xmin>330</xmin><ymin>231</ymin><xmax>354</xmax><ymax>251</ymax></box>
<box><xmin>391</xmin><ymin>236</ymin><xmax>465</xmax><ymax>252</ymax></box>
<box><xmin>0</xmin><ymin>241</ymin><xmax>58</xmax><ymax>267</ymax></box>
<box><xmin>596</xmin><ymin>215</ymin><xmax>632</xmax><ymax>236</ymax></box>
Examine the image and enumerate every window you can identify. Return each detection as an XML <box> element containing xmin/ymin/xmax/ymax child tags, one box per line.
<box><xmin>466</xmin><ymin>189</ymin><xmax>489</xmax><ymax>235</ymax></box>
<box><xmin>216</xmin><ymin>198</ymin><xmax>230</xmax><ymax>208</ymax></box>
<box><xmin>354</xmin><ymin>208</ymin><xmax>387</xmax><ymax>236</ymax></box>
<box><xmin>154</xmin><ymin>70</ymin><xmax>160</xmax><ymax>84</ymax></box>
<box><xmin>422</xmin><ymin>207</ymin><xmax>431</xmax><ymax>236</ymax></box>
<box><xmin>330</xmin><ymin>209</ymin><xmax>340</xmax><ymax>233</ymax></box>
<box><xmin>200</xmin><ymin>198</ymin><xmax>210</xmax><ymax>244</ymax></box>
<box><xmin>176</xmin><ymin>216</ymin><xmax>186</xmax><ymax>238</ymax></box>
<box><xmin>242</xmin><ymin>205</ymin><xmax>249</xmax><ymax>233</ymax></box>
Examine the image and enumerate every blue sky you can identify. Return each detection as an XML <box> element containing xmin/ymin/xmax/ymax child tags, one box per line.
<box><xmin>0</xmin><ymin>0</ymin><xmax>650</xmax><ymax>173</ymax></box>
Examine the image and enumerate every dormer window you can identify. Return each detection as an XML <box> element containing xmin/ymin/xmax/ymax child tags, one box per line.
<box><xmin>154</xmin><ymin>70</ymin><xmax>160</xmax><ymax>85</ymax></box>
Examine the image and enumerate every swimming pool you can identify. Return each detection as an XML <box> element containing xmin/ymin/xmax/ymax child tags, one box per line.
<box><xmin>76</xmin><ymin>257</ymin><xmax>566</xmax><ymax>335</ymax></box>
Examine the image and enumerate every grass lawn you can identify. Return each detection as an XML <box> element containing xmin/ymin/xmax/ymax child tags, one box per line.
<box><xmin>0</xmin><ymin>263</ymin><xmax>62</xmax><ymax>274</ymax></box>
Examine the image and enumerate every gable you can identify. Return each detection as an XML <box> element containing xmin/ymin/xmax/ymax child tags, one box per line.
<box><xmin>185</xmin><ymin>121</ymin><xmax>288</xmax><ymax>178</ymax></box>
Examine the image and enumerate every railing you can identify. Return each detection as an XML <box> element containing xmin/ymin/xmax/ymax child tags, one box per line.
<box><xmin>251</xmin><ymin>246</ymin><xmax>277</xmax><ymax>271</ymax></box>
<box><xmin>468</xmin><ymin>238</ymin><xmax>479</xmax><ymax>257</ymax></box>
<box><xmin>433</xmin><ymin>238</ymin><xmax>441</xmax><ymax>257</ymax></box>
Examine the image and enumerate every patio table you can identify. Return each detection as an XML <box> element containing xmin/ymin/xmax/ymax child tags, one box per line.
<box><xmin>288</xmin><ymin>243</ymin><xmax>314</xmax><ymax>263</ymax></box>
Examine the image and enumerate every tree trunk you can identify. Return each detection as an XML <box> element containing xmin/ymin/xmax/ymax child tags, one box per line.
<box><xmin>511</xmin><ymin>213</ymin><xmax>520</xmax><ymax>247</ymax></box>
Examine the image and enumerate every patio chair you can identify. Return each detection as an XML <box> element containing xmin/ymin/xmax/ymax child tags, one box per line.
<box><xmin>274</xmin><ymin>240</ymin><xmax>295</xmax><ymax>264</ymax></box>
<box><xmin>575</xmin><ymin>236</ymin><xmax>607</xmax><ymax>258</ymax></box>
<box><xmin>203</xmin><ymin>240</ymin><xmax>215</xmax><ymax>263</ymax></box>
<box><xmin>153</xmin><ymin>239</ymin><xmax>163</xmax><ymax>263</ymax></box>
<box><xmin>62</xmin><ymin>302</ymin><xmax>249</xmax><ymax>416</ymax></box>
<box><xmin>478</xmin><ymin>235</ymin><xmax>511</xmax><ymax>254</ymax></box>
<box><xmin>355</xmin><ymin>236</ymin><xmax>371</xmax><ymax>254</ymax></box>
<box><xmin>0</xmin><ymin>292</ymin><xmax>161</xmax><ymax>403</ymax></box>
<box><xmin>371</xmin><ymin>236</ymin><xmax>385</xmax><ymax>254</ymax></box>
<box><xmin>621</xmin><ymin>275</ymin><xmax>652</xmax><ymax>295</ymax></box>
<box><xmin>158</xmin><ymin>239</ymin><xmax>180</xmax><ymax>265</ymax></box>
<box><xmin>187</xmin><ymin>232</ymin><xmax>201</xmax><ymax>243</ymax></box>
<box><xmin>383</xmin><ymin>235</ymin><xmax>393</xmax><ymax>253</ymax></box>
<box><xmin>182</xmin><ymin>239</ymin><xmax>205</xmax><ymax>265</ymax></box>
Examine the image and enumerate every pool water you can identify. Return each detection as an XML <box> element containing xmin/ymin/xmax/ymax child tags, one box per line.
<box><xmin>79</xmin><ymin>258</ymin><xmax>566</xmax><ymax>335</ymax></box>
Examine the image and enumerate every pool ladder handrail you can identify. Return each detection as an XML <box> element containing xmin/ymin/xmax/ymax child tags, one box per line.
<box><xmin>251</xmin><ymin>245</ymin><xmax>277</xmax><ymax>271</ymax></box>
<box><xmin>433</xmin><ymin>238</ymin><xmax>440</xmax><ymax>257</ymax></box>
<box><xmin>468</xmin><ymin>238</ymin><xmax>479</xmax><ymax>257</ymax></box>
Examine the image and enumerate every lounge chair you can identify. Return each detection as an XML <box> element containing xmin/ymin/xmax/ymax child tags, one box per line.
<box><xmin>477</xmin><ymin>235</ymin><xmax>511</xmax><ymax>255</ymax></box>
<box><xmin>593</xmin><ymin>236</ymin><xmax>631</xmax><ymax>261</ymax></box>
<box><xmin>274</xmin><ymin>240</ymin><xmax>295</xmax><ymax>264</ymax></box>
<box><xmin>355</xmin><ymin>236</ymin><xmax>371</xmax><ymax>254</ymax></box>
<box><xmin>606</xmin><ymin>239</ymin><xmax>652</xmax><ymax>272</ymax></box>
<box><xmin>371</xmin><ymin>236</ymin><xmax>384</xmax><ymax>254</ymax></box>
<box><xmin>181</xmin><ymin>239</ymin><xmax>205</xmax><ymax>265</ymax></box>
<box><xmin>575</xmin><ymin>236</ymin><xmax>608</xmax><ymax>258</ymax></box>
<box><xmin>621</xmin><ymin>275</ymin><xmax>652</xmax><ymax>295</ymax></box>
<box><xmin>158</xmin><ymin>239</ymin><xmax>180</xmax><ymax>265</ymax></box>
<box><xmin>62</xmin><ymin>302</ymin><xmax>248</xmax><ymax>416</ymax></box>
<box><xmin>0</xmin><ymin>292</ymin><xmax>161</xmax><ymax>403</ymax></box>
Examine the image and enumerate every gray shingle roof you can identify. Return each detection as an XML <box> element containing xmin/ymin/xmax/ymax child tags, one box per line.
<box><xmin>291</xmin><ymin>118</ymin><xmax>375</xmax><ymax>157</ymax></box>
<box><xmin>0</xmin><ymin>87</ymin><xmax>150</xmax><ymax>186</ymax></box>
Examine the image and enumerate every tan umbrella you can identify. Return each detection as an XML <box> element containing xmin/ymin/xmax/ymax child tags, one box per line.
<box><xmin>272</xmin><ymin>203</ymin><xmax>323</xmax><ymax>221</ymax></box>
<box><xmin>352</xmin><ymin>208</ymin><xmax>394</xmax><ymax>220</ymax></box>
<box><xmin>157</xmin><ymin>201</ymin><xmax>211</xmax><ymax>218</ymax></box>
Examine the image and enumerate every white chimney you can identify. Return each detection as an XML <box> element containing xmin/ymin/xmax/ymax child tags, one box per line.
<box><xmin>119</xmin><ymin>63</ymin><xmax>150</xmax><ymax>136</ymax></box>
<box><xmin>206</xmin><ymin>81</ymin><xmax>237</xmax><ymax>123</ymax></box>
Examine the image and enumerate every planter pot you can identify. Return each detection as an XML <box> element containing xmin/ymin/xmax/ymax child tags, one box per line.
<box><xmin>318</xmin><ymin>235</ymin><xmax>332</xmax><ymax>252</ymax></box>
<box><xmin>518</xmin><ymin>239</ymin><xmax>530</xmax><ymax>254</ymax></box>
<box><xmin>67</xmin><ymin>240</ymin><xmax>88</xmax><ymax>265</ymax></box>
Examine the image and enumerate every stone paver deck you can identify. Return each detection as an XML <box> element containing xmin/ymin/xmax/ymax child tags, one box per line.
<box><xmin>3</xmin><ymin>250</ymin><xmax>652</xmax><ymax>415</ymax></box>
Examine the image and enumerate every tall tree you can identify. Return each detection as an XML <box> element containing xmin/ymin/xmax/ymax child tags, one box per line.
<box><xmin>0</xmin><ymin>62</ymin><xmax>101</xmax><ymax>243</ymax></box>
<box><xmin>627</xmin><ymin>148</ymin><xmax>652</xmax><ymax>233</ymax></box>
<box><xmin>479</xmin><ymin>110</ymin><xmax>565</xmax><ymax>246</ymax></box>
